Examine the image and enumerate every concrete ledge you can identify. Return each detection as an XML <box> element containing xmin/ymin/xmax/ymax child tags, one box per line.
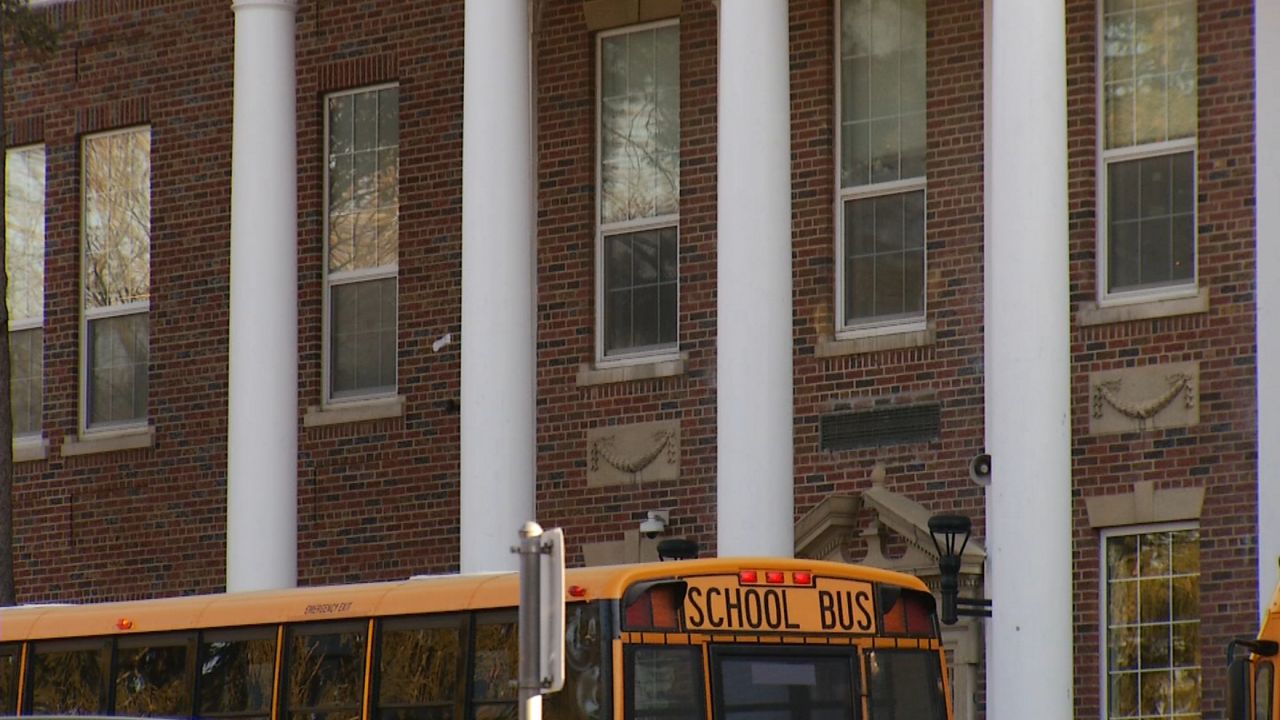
<box><xmin>1077</xmin><ymin>287</ymin><xmax>1208</xmax><ymax>326</ymax></box>
<box><xmin>1086</xmin><ymin>481</ymin><xmax>1205</xmax><ymax>528</ymax></box>
<box><xmin>304</xmin><ymin>395</ymin><xmax>405</xmax><ymax>427</ymax></box>
<box><xmin>14</xmin><ymin>435</ymin><xmax>48</xmax><ymax>463</ymax></box>
<box><xmin>818</xmin><ymin>323</ymin><xmax>934</xmax><ymax>357</ymax></box>
<box><xmin>62</xmin><ymin>426</ymin><xmax>155</xmax><ymax>457</ymax></box>
<box><xmin>577</xmin><ymin>353</ymin><xmax>686</xmax><ymax>386</ymax></box>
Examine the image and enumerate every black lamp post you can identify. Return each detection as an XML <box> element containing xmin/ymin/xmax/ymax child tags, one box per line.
<box><xmin>928</xmin><ymin>513</ymin><xmax>991</xmax><ymax>625</ymax></box>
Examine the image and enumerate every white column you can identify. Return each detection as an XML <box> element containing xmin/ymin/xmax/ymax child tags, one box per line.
<box><xmin>1257</xmin><ymin>1</ymin><xmax>1280</xmax><ymax>608</ymax></box>
<box><xmin>717</xmin><ymin>0</ymin><xmax>794</xmax><ymax>557</ymax></box>
<box><xmin>460</xmin><ymin>2</ymin><xmax>536</xmax><ymax>573</ymax></box>
<box><xmin>985</xmin><ymin>0</ymin><xmax>1072</xmax><ymax>717</ymax></box>
<box><xmin>227</xmin><ymin>0</ymin><xmax>298</xmax><ymax>592</ymax></box>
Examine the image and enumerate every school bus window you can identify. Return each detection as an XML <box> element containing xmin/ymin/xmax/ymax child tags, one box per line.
<box><xmin>545</xmin><ymin>604</ymin><xmax>606</xmax><ymax>720</ymax></box>
<box><xmin>0</xmin><ymin>644</ymin><xmax>17</xmax><ymax>716</ymax></box>
<box><xmin>114</xmin><ymin>632</ymin><xmax>196</xmax><ymax>717</ymax></box>
<box><xmin>285</xmin><ymin>621</ymin><xmax>368</xmax><ymax>720</ymax></box>
<box><xmin>471</xmin><ymin>615</ymin><xmax>518</xmax><ymax>720</ymax></box>
<box><xmin>712</xmin><ymin>650</ymin><xmax>858</xmax><ymax>720</ymax></box>
<box><xmin>626</xmin><ymin>646</ymin><xmax>704</xmax><ymax>720</ymax></box>
<box><xmin>865</xmin><ymin>649</ymin><xmax>947</xmax><ymax>720</ymax></box>
<box><xmin>29</xmin><ymin>638</ymin><xmax>110</xmax><ymax>715</ymax></box>
<box><xmin>377</xmin><ymin>616</ymin><xmax>465</xmax><ymax>720</ymax></box>
<box><xmin>197</xmin><ymin>626</ymin><xmax>277</xmax><ymax>719</ymax></box>
<box><xmin>1256</xmin><ymin>661</ymin><xmax>1274</xmax><ymax>720</ymax></box>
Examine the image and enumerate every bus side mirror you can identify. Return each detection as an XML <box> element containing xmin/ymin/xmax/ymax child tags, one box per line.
<box><xmin>1228</xmin><ymin>656</ymin><xmax>1251</xmax><ymax>720</ymax></box>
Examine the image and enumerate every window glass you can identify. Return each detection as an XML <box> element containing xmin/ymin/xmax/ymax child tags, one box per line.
<box><xmin>115</xmin><ymin>635</ymin><xmax>194</xmax><ymax>717</ymax></box>
<box><xmin>29</xmin><ymin>640</ymin><xmax>109</xmax><ymax>714</ymax></box>
<box><xmin>718</xmin><ymin>653</ymin><xmax>856</xmax><ymax>720</ymax></box>
<box><xmin>838</xmin><ymin>0</ymin><xmax>926</xmax><ymax>329</ymax></box>
<box><xmin>82</xmin><ymin>127</ymin><xmax>150</xmax><ymax>429</ymax></box>
<box><xmin>866</xmin><ymin>649</ymin><xmax>946</xmax><ymax>720</ymax></box>
<box><xmin>1101</xmin><ymin>0</ymin><xmax>1196</xmax><ymax>297</ymax></box>
<box><xmin>0</xmin><ymin>645</ymin><xmax>17</xmax><ymax>715</ymax></box>
<box><xmin>1256</xmin><ymin>662</ymin><xmax>1274</xmax><ymax>720</ymax></box>
<box><xmin>546</xmin><ymin>604</ymin><xmax>605</xmax><ymax>720</ymax></box>
<box><xmin>326</xmin><ymin>86</ymin><xmax>398</xmax><ymax>400</ymax></box>
<box><xmin>630</xmin><ymin>646</ymin><xmax>703</xmax><ymax>720</ymax></box>
<box><xmin>7</xmin><ymin>145</ymin><xmax>45</xmax><ymax>437</ymax></box>
<box><xmin>1105</xmin><ymin>527</ymin><xmax>1200</xmax><ymax>719</ymax></box>
<box><xmin>472</xmin><ymin>617</ymin><xmax>517</xmax><ymax>720</ymax></box>
<box><xmin>197</xmin><ymin>627</ymin><xmax>276</xmax><ymax>719</ymax></box>
<box><xmin>286</xmin><ymin>622</ymin><xmax>367</xmax><ymax>720</ymax></box>
<box><xmin>377</xmin><ymin>617</ymin><xmax>463</xmax><ymax>720</ymax></box>
<box><xmin>598</xmin><ymin>23</ymin><xmax>679</xmax><ymax>360</ymax></box>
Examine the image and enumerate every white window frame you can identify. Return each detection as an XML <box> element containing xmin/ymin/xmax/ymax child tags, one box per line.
<box><xmin>321</xmin><ymin>82</ymin><xmax>399</xmax><ymax>406</ymax></box>
<box><xmin>594</xmin><ymin>19</ymin><xmax>681</xmax><ymax>368</ymax></box>
<box><xmin>6</xmin><ymin>143</ymin><xmax>45</xmax><ymax>440</ymax></box>
<box><xmin>1095</xmin><ymin>2</ymin><xmax>1198</xmax><ymax>307</ymax></box>
<box><xmin>833</xmin><ymin>0</ymin><xmax>928</xmax><ymax>339</ymax></box>
<box><xmin>79</xmin><ymin>126</ymin><xmax>150</xmax><ymax>435</ymax></box>
<box><xmin>1098</xmin><ymin>521</ymin><xmax>1201</xmax><ymax>720</ymax></box>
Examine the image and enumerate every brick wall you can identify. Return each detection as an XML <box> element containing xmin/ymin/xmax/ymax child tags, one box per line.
<box><xmin>2</xmin><ymin>1</ymin><xmax>1261</xmax><ymax>717</ymax></box>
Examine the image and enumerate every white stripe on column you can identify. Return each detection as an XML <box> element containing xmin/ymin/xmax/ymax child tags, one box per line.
<box><xmin>1257</xmin><ymin>0</ymin><xmax>1280</xmax><ymax>609</ymax></box>
<box><xmin>985</xmin><ymin>0</ymin><xmax>1072</xmax><ymax>717</ymax></box>
<box><xmin>460</xmin><ymin>2</ymin><xmax>536</xmax><ymax>573</ymax></box>
<box><xmin>228</xmin><ymin>0</ymin><xmax>298</xmax><ymax>592</ymax></box>
<box><xmin>717</xmin><ymin>0</ymin><xmax>794</xmax><ymax>557</ymax></box>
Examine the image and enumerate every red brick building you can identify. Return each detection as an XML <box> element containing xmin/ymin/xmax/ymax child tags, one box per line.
<box><xmin>3</xmin><ymin>0</ymin><xmax>1270</xmax><ymax>718</ymax></box>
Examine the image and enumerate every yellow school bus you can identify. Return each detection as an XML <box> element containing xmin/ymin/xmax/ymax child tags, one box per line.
<box><xmin>1229</xmin><ymin>581</ymin><xmax>1280</xmax><ymax>720</ymax></box>
<box><xmin>0</xmin><ymin>557</ymin><xmax>951</xmax><ymax>720</ymax></box>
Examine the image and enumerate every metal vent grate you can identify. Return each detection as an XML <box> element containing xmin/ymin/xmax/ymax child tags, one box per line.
<box><xmin>820</xmin><ymin>404</ymin><xmax>942</xmax><ymax>451</ymax></box>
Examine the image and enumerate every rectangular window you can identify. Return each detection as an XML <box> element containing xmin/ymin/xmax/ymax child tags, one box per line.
<box><xmin>197</xmin><ymin>627</ymin><xmax>276</xmax><ymax>720</ymax></box>
<box><xmin>837</xmin><ymin>0</ymin><xmax>926</xmax><ymax>333</ymax></box>
<box><xmin>597</xmin><ymin>21</ymin><xmax>679</xmax><ymax>361</ymax></box>
<box><xmin>285</xmin><ymin>621</ymin><xmax>367</xmax><ymax>720</ymax></box>
<box><xmin>6</xmin><ymin>144</ymin><xmax>44</xmax><ymax>437</ymax></box>
<box><xmin>1100</xmin><ymin>0</ymin><xmax>1196</xmax><ymax>299</ymax></box>
<box><xmin>1103</xmin><ymin>526</ymin><xmax>1201</xmax><ymax>720</ymax></box>
<box><xmin>82</xmin><ymin>127</ymin><xmax>150</xmax><ymax>430</ymax></box>
<box><xmin>325</xmin><ymin>85</ymin><xmax>398</xmax><ymax>401</ymax></box>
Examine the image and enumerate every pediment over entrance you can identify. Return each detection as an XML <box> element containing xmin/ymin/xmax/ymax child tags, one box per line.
<box><xmin>794</xmin><ymin>479</ymin><xmax>985</xmax><ymax>595</ymax></box>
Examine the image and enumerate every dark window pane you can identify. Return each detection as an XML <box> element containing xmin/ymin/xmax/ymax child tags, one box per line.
<box><xmin>602</xmin><ymin>227</ymin><xmax>677</xmax><ymax>357</ymax></box>
<box><xmin>875</xmin><ymin>252</ymin><xmax>905</xmax><ymax>316</ymax></box>
<box><xmin>1110</xmin><ymin>160</ymin><xmax>1142</xmax><ymax>222</ymax></box>
<box><xmin>115</xmin><ymin>638</ymin><xmax>192</xmax><ymax>717</ymax></box>
<box><xmin>605</xmin><ymin>289</ymin><xmax>632</xmax><ymax>353</ymax></box>
<box><xmin>633</xmin><ymin>232</ymin><xmax>660</xmax><ymax>284</ymax></box>
<box><xmin>286</xmin><ymin>623</ymin><xmax>366</xmax><ymax>720</ymax></box>
<box><xmin>198</xmin><ymin>628</ymin><xmax>276</xmax><ymax>717</ymax></box>
<box><xmin>378</xmin><ymin>619</ymin><xmax>462</xmax><ymax>720</ymax></box>
<box><xmin>874</xmin><ymin>195</ymin><xmax>904</xmax><ymax>253</ymax></box>
<box><xmin>1139</xmin><ymin>217</ymin><xmax>1172</xmax><ymax>285</ymax></box>
<box><xmin>903</xmin><ymin>191</ymin><xmax>924</xmax><ymax>249</ymax></box>
<box><xmin>472</xmin><ymin>619</ymin><xmax>517</xmax><ymax>706</ymax></box>
<box><xmin>30</xmin><ymin>641</ymin><xmax>108</xmax><ymax>714</ymax></box>
<box><xmin>866</xmin><ymin>649</ymin><xmax>947</xmax><ymax>720</ymax></box>
<box><xmin>632</xmin><ymin>286</ymin><xmax>660</xmax><ymax>348</ymax></box>
<box><xmin>88</xmin><ymin>312</ymin><xmax>148</xmax><ymax>427</ymax></box>
<box><xmin>903</xmin><ymin>249</ymin><xmax>924</xmax><ymax>314</ymax></box>
<box><xmin>659</xmin><ymin>283</ymin><xmax>678</xmax><ymax>345</ymax></box>
<box><xmin>331</xmin><ymin>278</ymin><xmax>397</xmax><ymax>398</ymax></box>
<box><xmin>1171</xmin><ymin>215</ymin><xmax>1194</xmax><ymax>281</ymax></box>
<box><xmin>659</xmin><ymin>227</ymin><xmax>678</xmax><ymax>282</ymax></box>
<box><xmin>845</xmin><ymin>198</ymin><xmax>875</xmax><ymax>256</ymax></box>
<box><xmin>847</xmin><ymin>256</ymin><xmax>876</xmax><ymax>321</ymax></box>
<box><xmin>1108</xmin><ymin>153</ymin><xmax>1195</xmax><ymax>292</ymax></box>
<box><xmin>1171</xmin><ymin>151</ymin><xmax>1194</xmax><ymax>213</ymax></box>
<box><xmin>1140</xmin><ymin>154</ymin><xmax>1171</xmax><ymax>216</ymax></box>
<box><xmin>1108</xmin><ymin>220</ymin><xmax>1142</xmax><ymax>290</ymax></box>
<box><xmin>0</xmin><ymin>647</ymin><xmax>18</xmax><ymax>715</ymax></box>
<box><xmin>631</xmin><ymin>647</ymin><xmax>702</xmax><ymax>720</ymax></box>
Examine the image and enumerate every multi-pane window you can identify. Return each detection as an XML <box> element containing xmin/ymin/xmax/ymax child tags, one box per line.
<box><xmin>1104</xmin><ymin>526</ymin><xmax>1200</xmax><ymax>720</ymax></box>
<box><xmin>1101</xmin><ymin>0</ymin><xmax>1197</xmax><ymax>297</ymax></box>
<box><xmin>838</xmin><ymin>0</ymin><xmax>926</xmax><ymax>331</ymax></box>
<box><xmin>598</xmin><ymin>21</ymin><xmax>679</xmax><ymax>361</ymax></box>
<box><xmin>6</xmin><ymin>145</ymin><xmax>44</xmax><ymax>438</ymax></box>
<box><xmin>82</xmin><ymin>127</ymin><xmax>150</xmax><ymax>430</ymax></box>
<box><xmin>325</xmin><ymin>85</ymin><xmax>398</xmax><ymax>401</ymax></box>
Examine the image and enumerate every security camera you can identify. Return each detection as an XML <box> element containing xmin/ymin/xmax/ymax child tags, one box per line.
<box><xmin>640</xmin><ymin>511</ymin><xmax>668</xmax><ymax>539</ymax></box>
<box><xmin>969</xmin><ymin>452</ymin><xmax>992</xmax><ymax>486</ymax></box>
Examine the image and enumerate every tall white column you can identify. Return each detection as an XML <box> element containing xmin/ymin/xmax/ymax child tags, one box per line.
<box><xmin>985</xmin><ymin>0</ymin><xmax>1072</xmax><ymax>717</ymax></box>
<box><xmin>717</xmin><ymin>1</ymin><xmax>794</xmax><ymax>557</ymax></box>
<box><xmin>1257</xmin><ymin>1</ymin><xmax>1280</xmax><ymax>609</ymax></box>
<box><xmin>227</xmin><ymin>0</ymin><xmax>298</xmax><ymax>592</ymax></box>
<box><xmin>460</xmin><ymin>2</ymin><xmax>536</xmax><ymax>573</ymax></box>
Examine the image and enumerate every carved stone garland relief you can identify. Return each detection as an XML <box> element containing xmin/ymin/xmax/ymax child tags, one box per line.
<box><xmin>1088</xmin><ymin>361</ymin><xmax>1199</xmax><ymax>435</ymax></box>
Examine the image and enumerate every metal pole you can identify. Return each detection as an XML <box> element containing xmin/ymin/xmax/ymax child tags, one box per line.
<box><xmin>517</xmin><ymin>522</ymin><xmax>544</xmax><ymax>720</ymax></box>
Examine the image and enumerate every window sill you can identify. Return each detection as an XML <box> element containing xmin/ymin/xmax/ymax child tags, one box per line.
<box><xmin>818</xmin><ymin>323</ymin><xmax>935</xmax><ymax>357</ymax></box>
<box><xmin>1077</xmin><ymin>288</ymin><xmax>1208</xmax><ymax>326</ymax></box>
<box><xmin>577</xmin><ymin>353</ymin><xmax>686</xmax><ymax>387</ymax></box>
<box><xmin>304</xmin><ymin>395</ymin><xmax>405</xmax><ymax>427</ymax></box>
<box><xmin>62</xmin><ymin>425</ymin><xmax>155</xmax><ymax>457</ymax></box>
<box><xmin>14</xmin><ymin>435</ymin><xmax>48</xmax><ymax>463</ymax></box>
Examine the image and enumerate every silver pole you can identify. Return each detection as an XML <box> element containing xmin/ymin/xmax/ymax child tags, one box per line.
<box><xmin>517</xmin><ymin>521</ymin><xmax>544</xmax><ymax>720</ymax></box>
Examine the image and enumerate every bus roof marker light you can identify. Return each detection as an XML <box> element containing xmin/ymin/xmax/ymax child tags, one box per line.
<box><xmin>568</xmin><ymin>585</ymin><xmax>587</xmax><ymax>598</ymax></box>
<box><xmin>116</xmin><ymin>617</ymin><xmax>134</xmax><ymax>630</ymax></box>
<box><xmin>739</xmin><ymin>570</ymin><xmax>758</xmax><ymax>584</ymax></box>
<box><xmin>792</xmin><ymin>571</ymin><xmax>813</xmax><ymax>586</ymax></box>
<box><xmin>765</xmin><ymin>571</ymin><xmax>785</xmax><ymax>584</ymax></box>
